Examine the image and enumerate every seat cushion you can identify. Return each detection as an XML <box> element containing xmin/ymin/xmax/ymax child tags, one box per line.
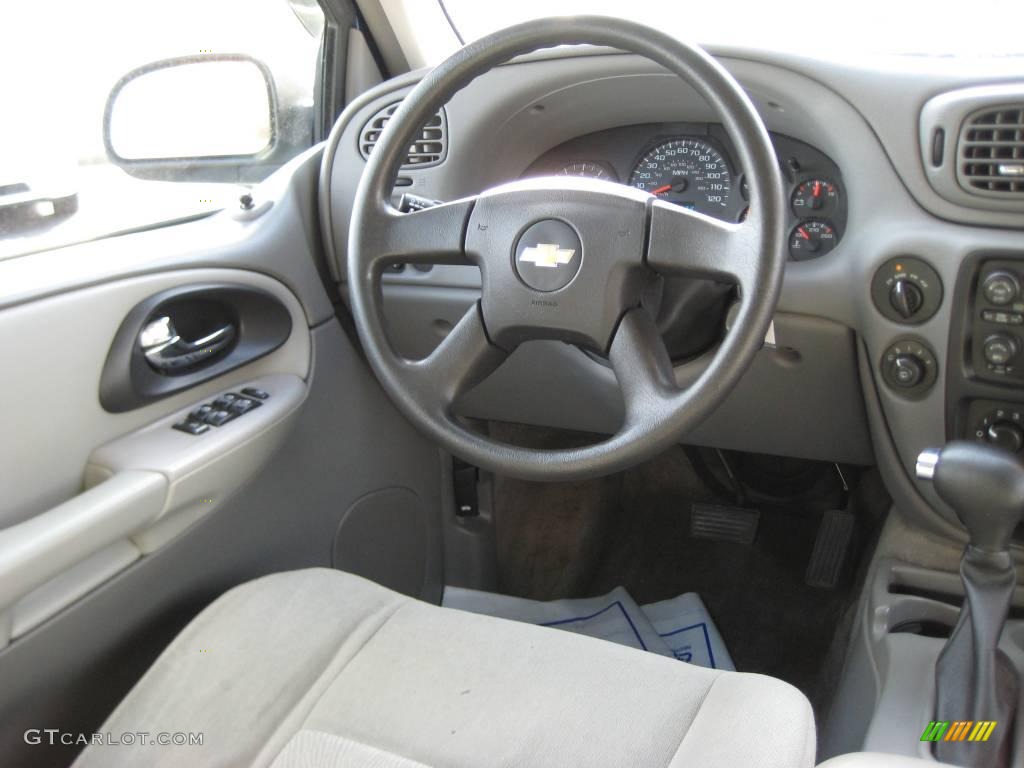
<box><xmin>816</xmin><ymin>754</ymin><xmax>958</xmax><ymax>767</ymax></box>
<box><xmin>74</xmin><ymin>568</ymin><xmax>815</xmax><ymax>767</ymax></box>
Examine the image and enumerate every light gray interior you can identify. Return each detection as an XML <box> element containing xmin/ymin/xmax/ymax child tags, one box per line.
<box><xmin>823</xmin><ymin>547</ymin><xmax>1024</xmax><ymax>762</ymax></box>
<box><xmin>72</xmin><ymin>569</ymin><xmax>816</xmax><ymax>768</ymax></box>
<box><xmin>1</xmin><ymin>9</ymin><xmax>1022</xmax><ymax>768</ymax></box>
<box><xmin>0</xmin><ymin>318</ymin><xmax>448</xmax><ymax>766</ymax></box>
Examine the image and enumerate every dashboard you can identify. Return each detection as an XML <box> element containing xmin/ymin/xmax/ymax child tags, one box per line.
<box><xmin>523</xmin><ymin>123</ymin><xmax>848</xmax><ymax>261</ymax></box>
<box><xmin>325</xmin><ymin>49</ymin><xmax>1024</xmax><ymax>542</ymax></box>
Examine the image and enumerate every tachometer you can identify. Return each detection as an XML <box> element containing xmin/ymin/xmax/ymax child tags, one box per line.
<box><xmin>629</xmin><ymin>138</ymin><xmax>733</xmax><ymax>215</ymax></box>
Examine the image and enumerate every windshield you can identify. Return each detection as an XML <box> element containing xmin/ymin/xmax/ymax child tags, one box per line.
<box><xmin>440</xmin><ymin>0</ymin><xmax>1024</xmax><ymax>57</ymax></box>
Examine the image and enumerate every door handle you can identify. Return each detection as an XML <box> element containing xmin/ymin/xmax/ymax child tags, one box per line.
<box><xmin>139</xmin><ymin>315</ymin><xmax>236</xmax><ymax>373</ymax></box>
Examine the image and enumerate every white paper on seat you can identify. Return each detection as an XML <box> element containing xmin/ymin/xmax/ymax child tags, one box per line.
<box><xmin>641</xmin><ymin>592</ymin><xmax>735</xmax><ymax>671</ymax></box>
<box><xmin>442</xmin><ymin>586</ymin><xmax>676</xmax><ymax>658</ymax></box>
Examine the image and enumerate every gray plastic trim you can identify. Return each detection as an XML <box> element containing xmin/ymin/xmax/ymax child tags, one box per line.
<box><xmin>88</xmin><ymin>373</ymin><xmax>307</xmax><ymax>553</ymax></box>
<box><xmin>920</xmin><ymin>83</ymin><xmax>1024</xmax><ymax>213</ymax></box>
<box><xmin>0</xmin><ymin>147</ymin><xmax>334</xmax><ymax>327</ymax></box>
<box><xmin>854</xmin><ymin>558</ymin><xmax>1024</xmax><ymax>761</ymax></box>
<box><xmin>0</xmin><ymin>268</ymin><xmax>310</xmax><ymax>530</ymax></box>
<box><xmin>0</xmin><ymin>471</ymin><xmax>167</xmax><ymax>620</ymax></box>
<box><xmin>0</xmin><ymin>320</ymin><xmax>448</xmax><ymax>766</ymax></box>
<box><xmin>345</xmin><ymin>27</ymin><xmax>384</xmax><ymax>103</ymax></box>
<box><xmin>821</xmin><ymin>542</ymin><xmax>1024</xmax><ymax>761</ymax></box>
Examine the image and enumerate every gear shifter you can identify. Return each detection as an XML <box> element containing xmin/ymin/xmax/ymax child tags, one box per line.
<box><xmin>917</xmin><ymin>441</ymin><xmax>1023</xmax><ymax>768</ymax></box>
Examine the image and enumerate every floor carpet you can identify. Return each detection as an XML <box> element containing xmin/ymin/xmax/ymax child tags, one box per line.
<box><xmin>488</xmin><ymin>423</ymin><xmax>884</xmax><ymax>720</ymax></box>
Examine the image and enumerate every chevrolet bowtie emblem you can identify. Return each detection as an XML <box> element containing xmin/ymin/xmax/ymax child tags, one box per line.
<box><xmin>519</xmin><ymin>243</ymin><xmax>575</xmax><ymax>268</ymax></box>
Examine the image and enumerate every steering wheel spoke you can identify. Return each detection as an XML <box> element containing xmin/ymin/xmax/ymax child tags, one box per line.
<box><xmin>406</xmin><ymin>302</ymin><xmax>507</xmax><ymax>408</ymax></box>
<box><xmin>609</xmin><ymin>308</ymin><xmax>678</xmax><ymax>426</ymax></box>
<box><xmin>645</xmin><ymin>199</ymin><xmax>758</xmax><ymax>294</ymax></box>
<box><xmin>361</xmin><ymin>197</ymin><xmax>478</xmax><ymax>270</ymax></box>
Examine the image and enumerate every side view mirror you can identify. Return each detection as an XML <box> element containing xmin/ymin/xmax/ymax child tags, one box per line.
<box><xmin>103</xmin><ymin>54</ymin><xmax>284</xmax><ymax>183</ymax></box>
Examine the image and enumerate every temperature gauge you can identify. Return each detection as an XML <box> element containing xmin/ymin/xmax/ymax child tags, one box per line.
<box><xmin>789</xmin><ymin>220</ymin><xmax>837</xmax><ymax>260</ymax></box>
<box><xmin>791</xmin><ymin>179</ymin><xmax>838</xmax><ymax>218</ymax></box>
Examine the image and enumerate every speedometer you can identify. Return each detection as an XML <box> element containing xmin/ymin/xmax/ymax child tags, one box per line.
<box><xmin>629</xmin><ymin>138</ymin><xmax>733</xmax><ymax>216</ymax></box>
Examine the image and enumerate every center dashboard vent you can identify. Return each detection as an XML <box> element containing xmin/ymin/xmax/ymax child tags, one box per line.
<box><xmin>359</xmin><ymin>102</ymin><xmax>447</xmax><ymax>169</ymax></box>
<box><xmin>958</xmin><ymin>105</ymin><xmax>1024</xmax><ymax>196</ymax></box>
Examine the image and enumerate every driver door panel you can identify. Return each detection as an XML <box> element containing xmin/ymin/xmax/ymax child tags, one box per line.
<box><xmin>0</xmin><ymin>159</ymin><xmax>447</xmax><ymax>767</ymax></box>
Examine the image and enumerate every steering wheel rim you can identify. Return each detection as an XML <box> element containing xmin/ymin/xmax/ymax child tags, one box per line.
<box><xmin>346</xmin><ymin>16</ymin><xmax>786</xmax><ymax>482</ymax></box>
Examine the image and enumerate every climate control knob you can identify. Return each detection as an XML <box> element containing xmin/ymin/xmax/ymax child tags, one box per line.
<box><xmin>986</xmin><ymin>421</ymin><xmax>1024</xmax><ymax>453</ymax></box>
<box><xmin>983</xmin><ymin>334</ymin><xmax>1018</xmax><ymax>366</ymax></box>
<box><xmin>983</xmin><ymin>271</ymin><xmax>1020</xmax><ymax>306</ymax></box>
<box><xmin>891</xmin><ymin>355</ymin><xmax>925</xmax><ymax>388</ymax></box>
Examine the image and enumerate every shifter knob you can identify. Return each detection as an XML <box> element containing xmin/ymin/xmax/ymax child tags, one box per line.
<box><xmin>916</xmin><ymin>440</ymin><xmax>1023</xmax><ymax>768</ymax></box>
<box><xmin>917</xmin><ymin>441</ymin><xmax>1024</xmax><ymax>552</ymax></box>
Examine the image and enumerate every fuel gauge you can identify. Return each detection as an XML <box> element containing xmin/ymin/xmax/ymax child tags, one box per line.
<box><xmin>789</xmin><ymin>220</ymin><xmax>837</xmax><ymax>260</ymax></box>
<box><xmin>559</xmin><ymin>161</ymin><xmax>617</xmax><ymax>181</ymax></box>
<box><xmin>792</xmin><ymin>179</ymin><xmax>838</xmax><ymax>218</ymax></box>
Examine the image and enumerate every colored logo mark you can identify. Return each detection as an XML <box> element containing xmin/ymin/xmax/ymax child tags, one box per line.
<box><xmin>920</xmin><ymin>721</ymin><xmax>997</xmax><ymax>743</ymax></box>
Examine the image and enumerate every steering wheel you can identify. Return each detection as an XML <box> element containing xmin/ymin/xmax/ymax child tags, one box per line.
<box><xmin>345</xmin><ymin>16</ymin><xmax>785</xmax><ymax>481</ymax></box>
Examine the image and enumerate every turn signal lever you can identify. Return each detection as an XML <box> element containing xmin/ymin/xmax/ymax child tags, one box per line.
<box><xmin>917</xmin><ymin>441</ymin><xmax>1023</xmax><ymax>768</ymax></box>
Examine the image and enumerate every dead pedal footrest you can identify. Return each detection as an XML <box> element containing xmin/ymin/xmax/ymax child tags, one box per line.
<box><xmin>690</xmin><ymin>503</ymin><xmax>760</xmax><ymax>545</ymax></box>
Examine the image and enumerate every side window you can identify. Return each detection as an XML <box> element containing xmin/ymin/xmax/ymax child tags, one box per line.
<box><xmin>0</xmin><ymin>0</ymin><xmax>325</xmax><ymax>260</ymax></box>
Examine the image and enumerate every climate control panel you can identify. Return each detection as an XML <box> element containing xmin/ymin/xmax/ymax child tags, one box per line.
<box><xmin>966</xmin><ymin>400</ymin><xmax>1024</xmax><ymax>454</ymax></box>
<box><xmin>948</xmin><ymin>255</ymin><xmax>1024</xmax><ymax>454</ymax></box>
<box><xmin>970</xmin><ymin>260</ymin><xmax>1024</xmax><ymax>384</ymax></box>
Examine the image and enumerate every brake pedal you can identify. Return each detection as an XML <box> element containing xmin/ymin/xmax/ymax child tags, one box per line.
<box><xmin>690</xmin><ymin>503</ymin><xmax>760</xmax><ymax>545</ymax></box>
<box><xmin>805</xmin><ymin>509</ymin><xmax>855</xmax><ymax>589</ymax></box>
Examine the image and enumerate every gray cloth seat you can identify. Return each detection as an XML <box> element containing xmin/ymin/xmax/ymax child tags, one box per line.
<box><xmin>817</xmin><ymin>755</ymin><xmax>957</xmax><ymax>767</ymax></box>
<box><xmin>74</xmin><ymin>568</ymin><xmax>816</xmax><ymax>767</ymax></box>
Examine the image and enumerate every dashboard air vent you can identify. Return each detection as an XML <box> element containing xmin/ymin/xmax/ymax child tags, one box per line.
<box><xmin>958</xmin><ymin>105</ymin><xmax>1024</xmax><ymax>196</ymax></box>
<box><xmin>358</xmin><ymin>103</ymin><xmax>447</xmax><ymax>169</ymax></box>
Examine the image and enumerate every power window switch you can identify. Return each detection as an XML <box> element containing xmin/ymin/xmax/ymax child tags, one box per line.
<box><xmin>212</xmin><ymin>393</ymin><xmax>239</xmax><ymax>409</ymax></box>
<box><xmin>204</xmin><ymin>410</ymin><xmax>233</xmax><ymax>427</ymax></box>
<box><xmin>228</xmin><ymin>397</ymin><xmax>258</xmax><ymax>415</ymax></box>
<box><xmin>241</xmin><ymin>387</ymin><xmax>269</xmax><ymax>400</ymax></box>
<box><xmin>173</xmin><ymin>420</ymin><xmax>210</xmax><ymax>435</ymax></box>
<box><xmin>189</xmin><ymin>404</ymin><xmax>214</xmax><ymax>421</ymax></box>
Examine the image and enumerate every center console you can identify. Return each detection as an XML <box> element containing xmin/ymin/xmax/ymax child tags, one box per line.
<box><xmin>822</xmin><ymin>558</ymin><xmax>1024</xmax><ymax>763</ymax></box>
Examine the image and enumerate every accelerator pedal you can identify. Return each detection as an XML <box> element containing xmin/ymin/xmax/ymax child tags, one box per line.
<box><xmin>690</xmin><ymin>503</ymin><xmax>760</xmax><ymax>545</ymax></box>
<box><xmin>805</xmin><ymin>509</ymin><xmax>856</xmax><ymax>589</ymax></box>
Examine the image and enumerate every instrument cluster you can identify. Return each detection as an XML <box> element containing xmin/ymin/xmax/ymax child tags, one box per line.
<box><xmin>524</xmin><ymin>123</ymin><xmax>848</xmax><ymax>261</ymax></box>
